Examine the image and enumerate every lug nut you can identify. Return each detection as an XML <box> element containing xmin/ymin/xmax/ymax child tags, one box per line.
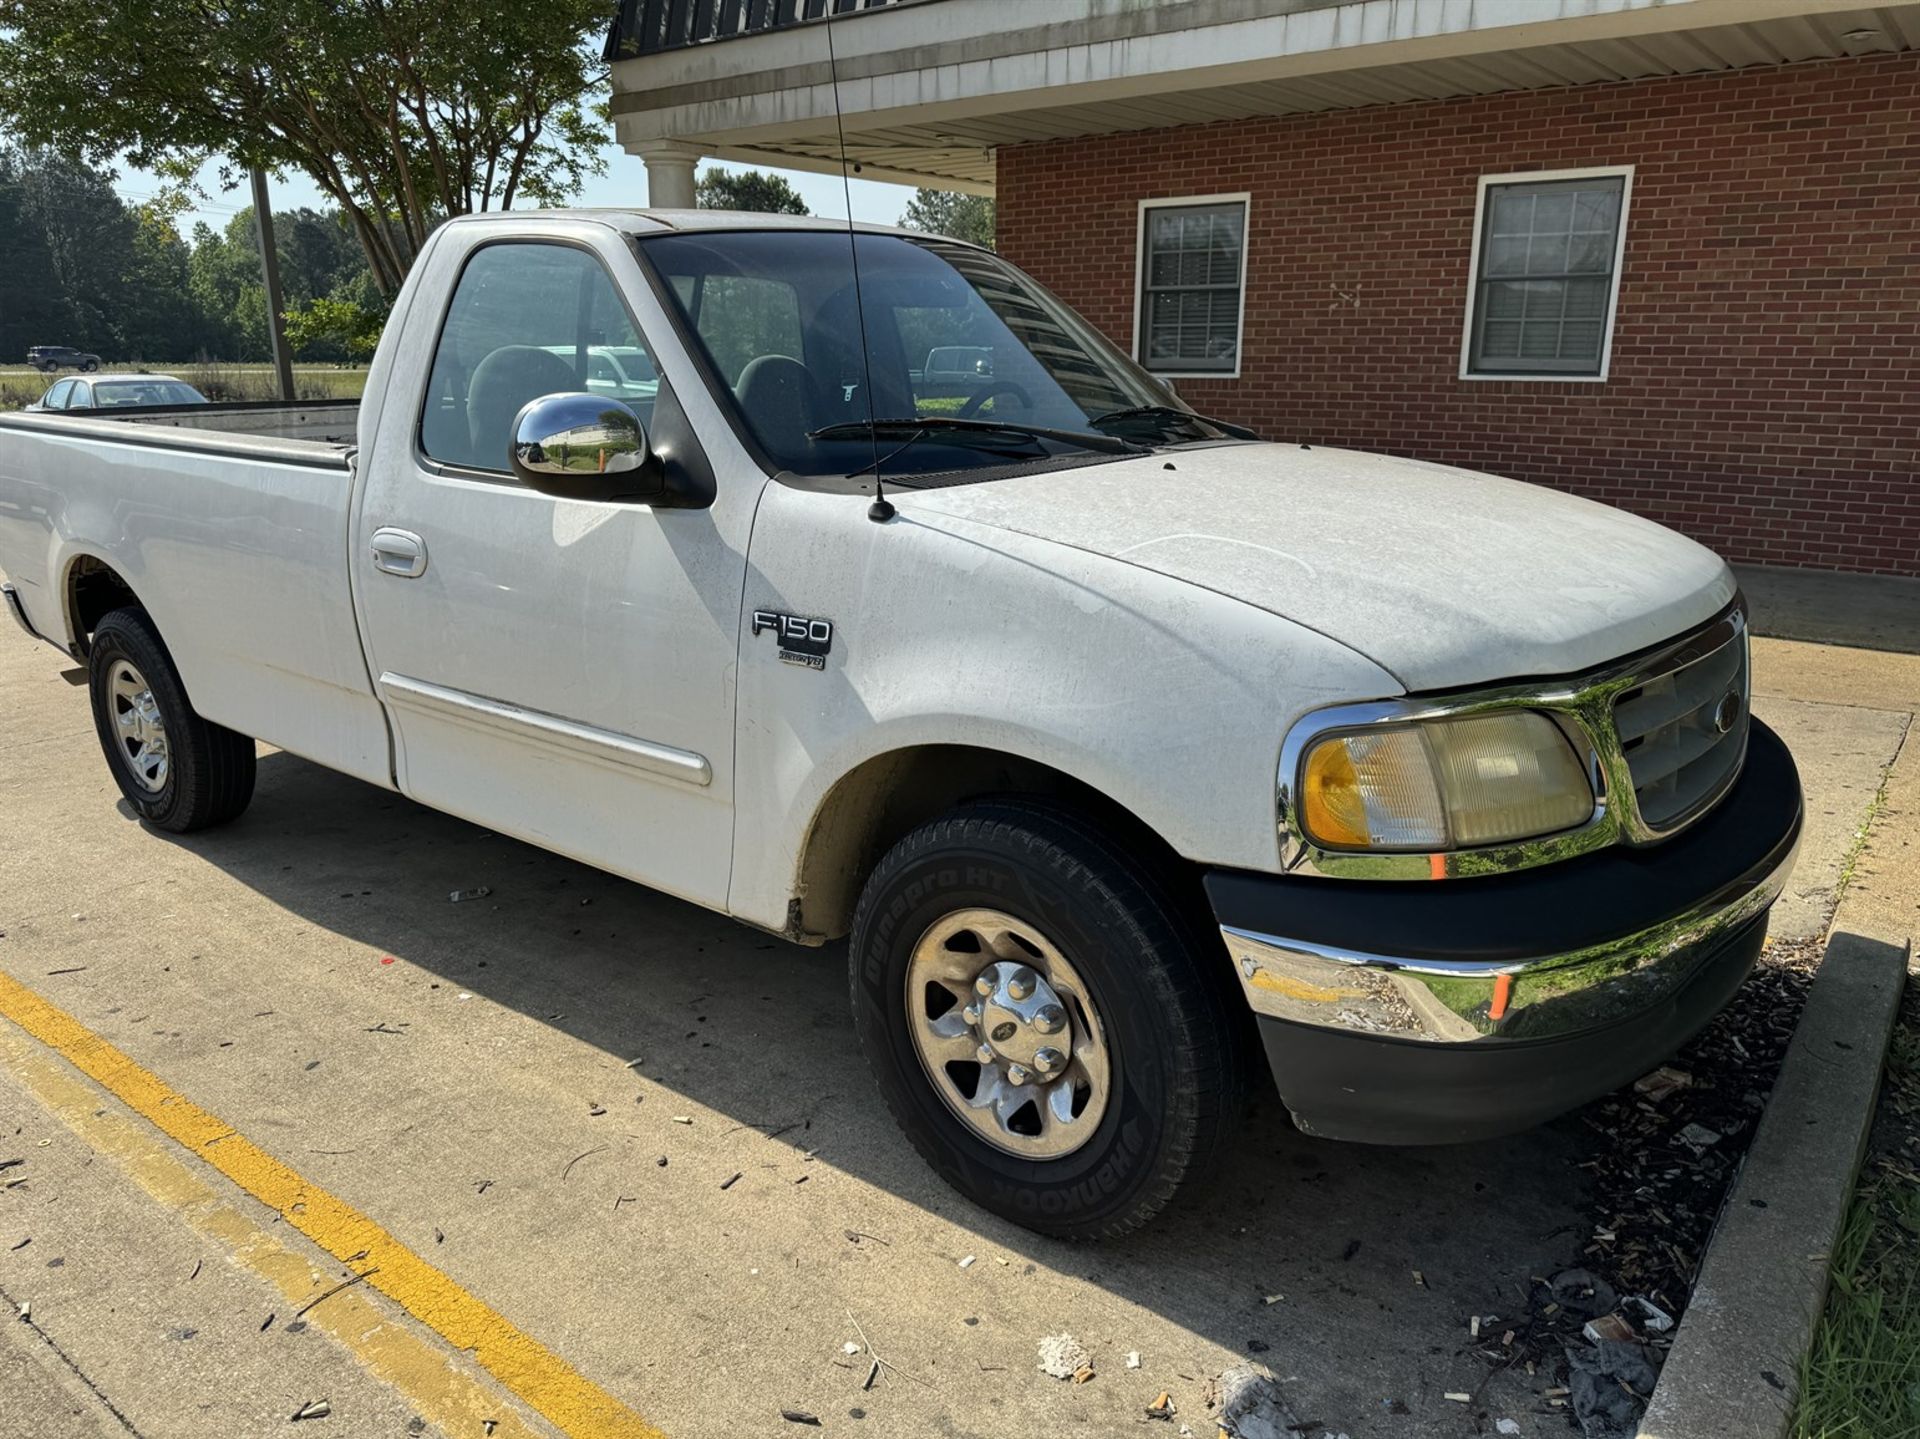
<box><xmin>1032</xmin><ymin>1046</ymin><xmax>1065</xmax><ymax>1075</ymax></box>
<box><xmin>1032</xmin><ymin>1004</ymin><xmax>1066</xmax><ymax>1035</ymax></box>
<box><xmin>976</xmin><ymin>1043</ymin><xmax>996</xmax><ymax>1066</ymax></box>
<box><xmin>1007</xmin><ymin>967</ymin><xmax>1037</xmax><ymax>1001</ymax></box>
<box><xmin>962</xmin><ymin>1003</ymin><xmax>981</xmax><ymax>1027</ymax></box>
<box><xmin>974</xmin><ymin>974</ymin><xmax>995</xmax><ymax>997</ymax></box>
<box><xmin>1006</xmin><ymin>1063</ymin><xmax>1031</xmax><ymax>1086</ymax></box>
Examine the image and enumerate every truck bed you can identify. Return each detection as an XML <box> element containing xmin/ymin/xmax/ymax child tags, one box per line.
<box><xmin>0</xmin><ymin>394</ymin><xmax>386</xmax><ymax>785</ymax></box>
<box><xmin>0</xmin><ymin>399</ymin><xmax>358</xmax><ymax>465</ymax></box>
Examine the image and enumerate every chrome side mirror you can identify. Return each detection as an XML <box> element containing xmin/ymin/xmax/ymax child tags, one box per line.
<box><xmin>508</xmin><ymin>392</ymin><xmax>662</xmax><ymax>502</ymax></box>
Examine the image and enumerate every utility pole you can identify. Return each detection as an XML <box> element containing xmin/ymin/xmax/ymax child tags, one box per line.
<box><xmin>249</xmin><ymin>167</ymin><xmax>295</xmax><ymax>401</ymax></box>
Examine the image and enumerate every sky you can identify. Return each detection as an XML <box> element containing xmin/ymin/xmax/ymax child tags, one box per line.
<box><xmin>115</xmin><ymin>142</ymin><xmax>917</xmax><ymax>237</ymax></box>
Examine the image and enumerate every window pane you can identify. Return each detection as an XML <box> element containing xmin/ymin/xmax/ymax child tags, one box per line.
<box><xmin>421</xmin><ymin>244</ymin><xmax>653</xmax><ymax>471</ymax></box>
<box><xmin>1563</xmin><ymin>276</ymin><xmax>1609</xmax><ymax>319</ymax></box>
<box><xmin>1468</xmin><ymin>175</ymin><xmax>1625</xmax><ymax>375</ymax></box>
<box><xmin>1526</xmin><ymin>232</ymin><xmax>1572</xmax><ymax>276</ymax></box>
<box><xmin>1140</xmin><ymin>200</ymin><xmax>1245</xmax><ymax>372</ymax></box>
<box><xmin>692</xmin><ymin>275</ymin><xmax>803</xmax><ymax>387</ymax></box>
<box><xmin>1485</xmin><ymin>236</ymin><xmax>1528</xmax><ymax>277</ymax></box>
<box><xmin>1567</xmin><ymin>230</ymin><xmax>1613</xmax><ymax>273</ymax></box>
<box><xmin>1489</xmin><ymin>190</ymin><xmax>1534</xmax><ymax>235</ymax></box>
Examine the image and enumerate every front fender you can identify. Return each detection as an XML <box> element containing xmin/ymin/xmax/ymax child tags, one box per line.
<box><xmin>726</xmin><ymin>484</ymin><xmax>1401</xmax><ymax>932</ymax></box>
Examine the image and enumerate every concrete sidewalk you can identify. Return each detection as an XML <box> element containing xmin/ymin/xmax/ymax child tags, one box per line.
<box><xmin>1736</xmin><ymin>563</ymin><xmax>1920</xmax><ymax>655</ymax></box>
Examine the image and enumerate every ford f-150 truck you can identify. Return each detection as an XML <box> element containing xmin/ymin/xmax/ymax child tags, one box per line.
<box><xmin>0</xmin><ymin>210</ymin><xmax>1802</xmax><ymax>1238</ymax></box>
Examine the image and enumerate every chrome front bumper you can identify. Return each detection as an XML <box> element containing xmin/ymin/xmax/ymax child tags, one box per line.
<box><xmin>1222</xmin><ymin>837</ymin><xmax>1792</xmax><ymax>1044</ymax></box>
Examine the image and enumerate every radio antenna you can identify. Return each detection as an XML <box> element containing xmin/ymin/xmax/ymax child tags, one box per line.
<box><xmin>824</xmin><ymin>16</ymin><xmax>893</xmax><ymax>522</ymax></box>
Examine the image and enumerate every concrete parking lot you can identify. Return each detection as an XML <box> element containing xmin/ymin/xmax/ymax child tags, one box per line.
<box><xmin>1</xmin><ymin>596</ymin><xmax>1912</xmax><ymax>1439</ymax></box>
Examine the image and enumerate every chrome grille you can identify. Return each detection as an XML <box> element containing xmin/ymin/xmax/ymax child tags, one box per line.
<box><xmin>1611</xmin><ymin>623</ymin><xmax>1750</xmax><ymax>832</ymax></box>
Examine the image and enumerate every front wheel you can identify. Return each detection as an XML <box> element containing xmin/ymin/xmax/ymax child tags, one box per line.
<box><xmin>87</xmin><ymin>608</ymin><xmax>256</xmax><ymax>832</ymax></box>
<box><xmin>850</xmin><ymin>802</ymin><xmax>1248</xmax><ymax>1239</ymax></box>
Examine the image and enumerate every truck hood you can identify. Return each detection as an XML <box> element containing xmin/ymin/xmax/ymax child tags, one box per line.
<box><xmin>900</xmin><ymin>443</ymin><xmax>1736</xmax><ymax>692</ymax></box>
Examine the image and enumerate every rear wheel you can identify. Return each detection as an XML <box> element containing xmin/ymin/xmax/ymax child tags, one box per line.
<box><xmin>87</xmin><ymin>609</ymin><xmax>255</xmax><ymax>832</ymax></box>
<box><xmin>850</xmin><ymin>802</ymin><xmax>1248</xmax><ymax>1239</ymax></box>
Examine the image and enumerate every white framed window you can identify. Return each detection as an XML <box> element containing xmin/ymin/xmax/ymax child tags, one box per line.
<box><xmin>1134</xmin><ymin>193</ymin><xmax>1249</xmax><ymax>378</ymax></box>
<box><xmin>1460</xmin><ymin>166</ymin><xmax>1632</xmax><ymax>382</ymax></box>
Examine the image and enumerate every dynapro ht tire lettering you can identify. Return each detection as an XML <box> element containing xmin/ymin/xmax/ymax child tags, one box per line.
<box><xmin>850</xmin><ymin>802</ymin><xmax>1248</xmax><ymax>1239</ymax></box>
<box><xmin>87</xmin><ymin>608</ymin><xmax>257</xmax><ymax>833</ymax></box>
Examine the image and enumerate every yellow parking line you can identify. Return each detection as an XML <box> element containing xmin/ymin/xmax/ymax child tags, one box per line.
<box><xmin>0</xmin><ymin>969</ymin><xmax>662</xmax><ymax>1439</ymax></box>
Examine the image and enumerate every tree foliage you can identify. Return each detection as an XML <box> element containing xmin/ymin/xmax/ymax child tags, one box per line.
<box><xmin>0</xmin><ymin>0</ymin><xmax>614</xmax><ymax>297</ymax></box>
<box><xmin>0</xmin><ymin>145</ymin><xmax>383</xmax><ymax>363</ymax></box>
<box><xmin>282</xmin><ymin>296</ymin><xmax>387</xmax><ymax>362</ymax></box>
<box><xmin>694</xmin><ymin>167</ymin><xmax>810</xmax><ymax>216</ymax></box>
<box><xmin>899</xmin><ymin>188</ymin><xmax>996</xmax><ymax>249</ymax></box>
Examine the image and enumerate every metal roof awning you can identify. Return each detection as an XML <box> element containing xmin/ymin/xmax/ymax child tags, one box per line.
<box><xmin>607</xmin><ymin>0</ymin><xmax>1920</xmax><ymax>193</ymax></box>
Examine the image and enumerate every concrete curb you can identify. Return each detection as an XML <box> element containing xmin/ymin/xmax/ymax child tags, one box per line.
<box><xmin>1636</xmin><ymin>925</ymin><xmax>1910</xmax><ymax>1439</ymax></box>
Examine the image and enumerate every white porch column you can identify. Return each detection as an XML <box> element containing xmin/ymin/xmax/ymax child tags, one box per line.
<box><xmin>633</xmin><ymin>141</ymin><xmax>702</xmax><ymax>210</ymax></box>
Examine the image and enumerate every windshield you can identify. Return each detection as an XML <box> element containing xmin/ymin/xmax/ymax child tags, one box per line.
<box><xmin>637</xmin><ymin>230</ymin><xmax>1238</xmax><ymax>479</ymax></box>
<box><xmin>92</xmin><ymin>381</ymin><xmax>206</xmax><ymax>407</ymax></box>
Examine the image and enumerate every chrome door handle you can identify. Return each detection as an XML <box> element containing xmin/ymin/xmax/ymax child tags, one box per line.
<box><xmin>371</xmin><ymin>528</ymin><xmax>427</xmax><ymax>578</ymax></box>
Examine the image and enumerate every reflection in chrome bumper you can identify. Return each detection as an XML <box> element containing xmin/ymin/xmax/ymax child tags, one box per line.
<box><xmin>1221</xmin><ymin>827</ymin><xmax>1799</xmax><ymax>1044</ymax></box>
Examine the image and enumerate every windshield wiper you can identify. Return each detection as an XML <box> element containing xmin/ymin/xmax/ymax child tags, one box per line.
<box><xmin>810</xmin><ymin>416</ymin><xmax>1147</xmax><ymax>456</ymax></box>
<box><xmin>1088</xmin><ymin>404</ymin><xmax>1259</xmax><ymax>441</ymax></box>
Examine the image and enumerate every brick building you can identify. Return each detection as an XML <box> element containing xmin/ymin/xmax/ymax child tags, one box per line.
<box><xmin>609</xmin><ymin>0</ymin><xmax>1920</xmax><ymax>576</ymax></box>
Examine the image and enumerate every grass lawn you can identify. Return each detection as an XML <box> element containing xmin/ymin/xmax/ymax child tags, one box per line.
<box><xmin>1794</xmin><ymin>977</ymin><xmax>1920</xmax><ymax>1439</ymax></box>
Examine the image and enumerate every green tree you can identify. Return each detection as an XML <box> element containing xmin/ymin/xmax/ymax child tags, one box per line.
<box><xmin>0</xmin><ymin>151</ymin><xmax>77</xmax><ymax>358</ymax></box>
<box><xmin>11</xmin><ymin>148</ymin><xmax>142</xmax><ymax>353</ymax></box>
<box><xmin>0</xmin><ymin>0</ymin><xmax>613</xmax><ymax>298</ymax></box>
<box><xmin>188</xmin><ymin>217</ymin><xmax>269</xmax><ymax>361</ymax></box>
<box><xmin>118</xmin><ymin>210</ymin><xmax>207</xmax><ymax>361</ymax></box>
<box><xmin>283</xmin><ymin>296</ymin><xmax>387</xmax><ymax>363</ymax></box>
<box><xmin>694</xmin><ymin>168</ymin><xmax>810</xmax><ymax>216</ymax></box>
<box><xmin>900</xmin><ymin>188</ymin><xmax>996</xmax><ymax>249</ymax></box>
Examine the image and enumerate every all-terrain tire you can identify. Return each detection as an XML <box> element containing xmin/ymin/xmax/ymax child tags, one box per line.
<box><xmin>87</xmin><ymin>608</ymin><xmax>256</xmax><ymax>832</ymax></box>
<box><xmin>850</xmin><ymin>801</ymin><xmax>1249</xmax><ymax>1239</ymax></box>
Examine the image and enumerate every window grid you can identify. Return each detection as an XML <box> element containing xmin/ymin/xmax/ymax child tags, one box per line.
<box><xmin>1138</xmin><ymin>200</ymin><xmax>1246</xmax><ymax>375</ymax></box>
<box><xmin>1467</xmin><ymin>174</ymin><xmax>1626</xmax><ymax>378</ymax></box>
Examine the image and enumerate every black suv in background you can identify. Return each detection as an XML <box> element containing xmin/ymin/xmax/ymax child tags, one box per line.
<box><xmin>26</xmin><ymin>346</ymin><xmax>101</xmax><ymax>373</ymax></box>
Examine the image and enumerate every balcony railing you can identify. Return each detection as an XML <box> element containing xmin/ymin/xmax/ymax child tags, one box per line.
<box><xmin>606</xmin><ymin>0</ymin><xmax>911</xmax><ymax>60</ymax></box>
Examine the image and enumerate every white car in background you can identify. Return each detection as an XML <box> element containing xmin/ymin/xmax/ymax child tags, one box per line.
<box><xmin>543</xmin><ymin>344</ymin><xmax>657</xmax><ymax>403</ymax></box>
<box><xmin>27</xmin><ymin>374</ymin><xmax>209</xmax><ymax>412</ymax></box>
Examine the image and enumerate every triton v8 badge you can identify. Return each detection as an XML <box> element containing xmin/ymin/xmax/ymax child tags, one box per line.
<box><xmin>751</xmin><ymin>610</ymin><xmax>833</xmax><ymax>670</ymax></box>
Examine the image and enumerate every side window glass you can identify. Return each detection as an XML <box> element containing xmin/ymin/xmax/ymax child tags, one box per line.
<box><xmin>420</xmin><ymin>243</ymin><xmax>656</xmax><ymax>473</ymax></box>
<box><xmin>45</xmin><ymin>380</ymin><xmax>73</xmax><ymax>409</ymax></box>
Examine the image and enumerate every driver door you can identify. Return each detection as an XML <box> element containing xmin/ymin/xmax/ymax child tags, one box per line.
<box><xmin>352</xmin><ymin>226</ymin><xmax>749</xmax><ymax>910</ymax></box>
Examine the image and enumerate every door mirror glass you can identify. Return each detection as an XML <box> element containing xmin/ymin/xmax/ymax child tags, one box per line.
<box><xmin>509</xmin><ymin>392</ymin><xmax>660</xmax><ymax>501</ymax></box>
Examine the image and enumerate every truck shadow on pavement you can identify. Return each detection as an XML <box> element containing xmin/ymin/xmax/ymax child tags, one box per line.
<box><xmin>143</xmin><ymin>749</ymin><xmax>1602</xmax><ymax>1424</ymax></box>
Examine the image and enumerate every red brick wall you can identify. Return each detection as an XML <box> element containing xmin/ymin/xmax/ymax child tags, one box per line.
<box><xmin>997</xmin><ymin>53</ymin><xmax>1920</xmax><ymax>576</ymax></box>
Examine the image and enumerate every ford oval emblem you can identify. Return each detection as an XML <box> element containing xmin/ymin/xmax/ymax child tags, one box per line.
<box><xmin>1712</xmin><ymin>692</ymin><xmax>1741</xmax><ymax>735</ymax></box>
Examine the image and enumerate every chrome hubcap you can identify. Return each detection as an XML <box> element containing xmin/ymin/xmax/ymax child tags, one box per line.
<box><xmin>905</xmin><ymin>908</ymin><xmax>1111</xmax><ymax>1159</ymax></box>
<box><xmin>107</xmin><ymin>660</ymin><xmax>168</xmax><ymax>793</ymax></box>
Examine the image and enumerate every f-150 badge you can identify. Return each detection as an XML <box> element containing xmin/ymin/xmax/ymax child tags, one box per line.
<box><xmin>752</xmin><ymin>610</ymin><xmax>833</xmax><ymax>670</ymax></box>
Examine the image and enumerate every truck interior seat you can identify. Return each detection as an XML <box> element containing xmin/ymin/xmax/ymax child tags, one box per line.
<box><xmin>466</xmin><ymin>345</ymin><xmax>581</xmax><ymax>471</ymax></box>
<box><xmin>735</xmin><ymin>354</ymin><xmax>821</xmax><ymax>456</ymax></box>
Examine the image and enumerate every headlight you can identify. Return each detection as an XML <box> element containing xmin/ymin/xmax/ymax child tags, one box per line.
<box><xmin>1298</xmin><ymin>711</ymin><xmax>1593</xmax><ymax>851</ymax></box>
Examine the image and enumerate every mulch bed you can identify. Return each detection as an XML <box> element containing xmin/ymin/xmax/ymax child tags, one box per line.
<box><xmin>1464</xmin><ymin>939</ymin><xmax>1823</xmax><ymax>1436</ymax></box>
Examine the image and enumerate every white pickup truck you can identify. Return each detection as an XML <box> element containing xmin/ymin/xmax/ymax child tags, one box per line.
<box><xmin>0</xmin><ymin>210</ymin><xmax>1801</xmax><ymax>1238</ymax></box>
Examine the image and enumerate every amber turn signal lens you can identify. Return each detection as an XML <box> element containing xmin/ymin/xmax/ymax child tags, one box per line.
<box><xmin>1301</xmin><ymin>740</ymin><xmax>1369</xmax><ymax>847</ymax></box>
